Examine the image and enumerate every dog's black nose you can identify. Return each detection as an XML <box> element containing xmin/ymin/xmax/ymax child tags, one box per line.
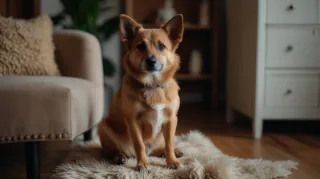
<box><xmin>146</xmin><ymin>56</ymin><xmax>157</xmax><ymax>67</ymax></box>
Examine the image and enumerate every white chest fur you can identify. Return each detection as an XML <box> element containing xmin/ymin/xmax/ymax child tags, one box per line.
<box><xmin>149</xmin><ymin>104</ymin><xmax>165</xmax><ymax>138</ymax></box>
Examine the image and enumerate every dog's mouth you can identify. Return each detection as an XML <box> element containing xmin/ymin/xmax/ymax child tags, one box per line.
<box><xmin>139</xmin><ymin>57</ymin><xmax>164</xmax><ymax>72</ymax></box>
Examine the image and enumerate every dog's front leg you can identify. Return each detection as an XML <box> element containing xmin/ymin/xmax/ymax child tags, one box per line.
<box><xmin>127</xmin><ymin>119</ymin><xmax>150</xmax><ymax>170</ymax></box>
<box><xmin>163</xmin><ymin>116</ymin><xmax>182</xmax><ymax>169</ymax></box>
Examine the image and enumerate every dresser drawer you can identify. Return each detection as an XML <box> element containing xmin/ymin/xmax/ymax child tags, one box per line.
<box><xmin>266</xmin><ymin>27</ymin><xmax>320</xmax><ymax>68</ymax></box>
<box><xmin>265</xmin><ymin>71</ymin><xmax>320</xmax><ymax>108</ymax></box>
<box><xmin>267</xmin><ymin>0</ymin><xmax>318</xmax><ymax>24</ymax></box>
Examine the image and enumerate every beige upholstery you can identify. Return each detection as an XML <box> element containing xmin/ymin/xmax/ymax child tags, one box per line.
<box><xmin>0</xmin><ymin>30</ymin><xmax>104</xmax><ymax>143</ymax></box>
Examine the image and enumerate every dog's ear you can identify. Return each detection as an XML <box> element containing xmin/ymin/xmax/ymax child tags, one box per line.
<box><xmin>161</xmin><ymin>14</ymin><xmax>184</xmax><ymax>51</ymax></box>
<box><xmin>119</xmin><ymin>14</ymin><xmax>142</xmax><ymax>44</ymax></box>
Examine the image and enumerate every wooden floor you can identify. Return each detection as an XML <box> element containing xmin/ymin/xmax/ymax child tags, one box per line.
<box><xmin>0</xmin><ymin>105</ymin><xmax>320</xmax><ymax>178</ymax></box>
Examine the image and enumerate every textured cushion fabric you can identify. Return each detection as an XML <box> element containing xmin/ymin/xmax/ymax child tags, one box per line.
<box><xmin>0</xmin><ymin>15</ymin><xmax>60</xmax><ymax>76</ymax></box>
<box><xmin>0</xmin><ymin>76</ymin><xmax>103</xmax><ymax>143</ymax></box>
<box><xmin>53</xmin><ymin>30</ymin><xmax>103</xmax><ymax>87</ymax></box>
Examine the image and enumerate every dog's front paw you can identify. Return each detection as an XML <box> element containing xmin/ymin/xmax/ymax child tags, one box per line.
<box><xmin>166</xmin><ymin>159</ymin><xmax>182</xmax><ymax>169</ymax></box>
<box><xmin>136</xmin><ymin>161</ymin><xmax>151</xmax><ymax>171</ymax></box>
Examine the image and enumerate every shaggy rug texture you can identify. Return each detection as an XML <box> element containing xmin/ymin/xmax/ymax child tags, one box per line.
<box><xmin>53</xmin><ymin>131</ymin><xmax>298</xmax><ymax>179</ymax></box>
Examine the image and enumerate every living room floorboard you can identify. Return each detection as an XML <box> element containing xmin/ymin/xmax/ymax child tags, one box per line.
<box><xmin>0</xmin><ymin>105</ymin><xmax>319</xmax><ymax>179</ymax></box>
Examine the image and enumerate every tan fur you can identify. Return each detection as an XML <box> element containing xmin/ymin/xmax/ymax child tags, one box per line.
<box><xmin>98</xmin><ymin>14</ymin><xmax>184</xmax><ymax>170</ymax></box>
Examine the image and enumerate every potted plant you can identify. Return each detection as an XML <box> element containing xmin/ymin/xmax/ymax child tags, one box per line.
<box><xmin>51</xmin><ymin>0</ymin><xmax>119</xmax><ymax>77</ymax></box>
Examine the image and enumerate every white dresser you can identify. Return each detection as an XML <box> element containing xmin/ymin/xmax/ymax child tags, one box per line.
<box><xmin>226</xmin><ymin>0</ymin><xmax>320</xmax><ymax>139</ymax></box>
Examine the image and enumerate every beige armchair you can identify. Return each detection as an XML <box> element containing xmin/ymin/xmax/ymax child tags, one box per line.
<box><xmin>0</xmin><ymin>29</ymin><xmax>104</xmax><ymax>179</ymax></box>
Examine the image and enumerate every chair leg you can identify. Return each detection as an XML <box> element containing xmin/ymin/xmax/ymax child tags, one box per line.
<box><xmin>25</xmin><ymin>142</ymin><xmax>40</xmax><ymax>179</ymax></box>
<box><xmin>84</xmin><ymin>129</ymin><xmax>92</xmax><ymax>141</ymax></box>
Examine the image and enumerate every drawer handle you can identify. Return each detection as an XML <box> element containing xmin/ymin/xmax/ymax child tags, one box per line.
<box><xmin>287</xmin><ymin>4</ymin><xmax>295</xmax><ymax>11</ymax></box>
<box><xmin>286</xmin><ymin>45</ymin><xmax>294</xmax><ymax>52</ymax></box>
<box><xmin>285</xmin><ymin>89</ymin><xmax>292</xmax><ymax>95</ymax></box>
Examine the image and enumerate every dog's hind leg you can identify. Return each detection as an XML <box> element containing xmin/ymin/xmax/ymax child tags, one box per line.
<box><xmin>100</xmin><ymin>147</ymin><xmax>128</xmax><ymax>165</ymax></box>
<box><xmin>113</xmin><ymin>152</ymin><xmax>128</xmax><ymax>165</ymax></box>
<box><xmin>99</xmin><ymin>137</ymin><xmax>129</xmax><ymax>165</ymax></box>
<box><xmin>98</xmin><ymin>120</ymin><xmax>130</xmax><ymax>165</ymax></box>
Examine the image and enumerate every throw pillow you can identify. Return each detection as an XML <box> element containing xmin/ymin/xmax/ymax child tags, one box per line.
<box><xmin>0</xmin><ymin>15</ymin><xmax>60</xmax><ymax>76</ymax></box>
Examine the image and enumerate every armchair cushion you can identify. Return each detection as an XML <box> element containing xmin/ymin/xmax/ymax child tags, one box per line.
<box><xmin>0</xmin><ymin>15</ymin><xmax>60</xmax><ymax>76</ymax></box>
<box><xmin>0</xmin><ymin>76</ymin><xmax>102</xmax><ymax>143</ymax></box>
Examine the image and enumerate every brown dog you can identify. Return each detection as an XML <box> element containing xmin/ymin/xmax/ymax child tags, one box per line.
<box><xmin>97</xmin><ymin>14</ymin><xmax>184</xmax><ymax>170</ymax></box>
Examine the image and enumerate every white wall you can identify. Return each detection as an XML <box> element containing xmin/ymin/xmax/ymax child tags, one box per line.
<box><xmin>41</xmin><ymin>0</ymin><xmax>62</xmax><ymax>15</ymax></box>
<box><xmin>41</xmin><ymin>0</ymin><xmax>121</xmax><ymax>91</ymax></box>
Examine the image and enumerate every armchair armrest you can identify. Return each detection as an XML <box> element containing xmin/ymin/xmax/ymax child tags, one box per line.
<box><xmin>53</xmin><ymin>30</ymin><xmax>103</xmax><ymax>88</ymax></box>
<box><xmin>0</xmin><ymin>76</ymin><xmax>102</xmax><ymax>142</ymax></box>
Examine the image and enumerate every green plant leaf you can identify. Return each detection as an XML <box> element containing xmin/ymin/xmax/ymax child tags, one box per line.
<box><xmin>58</xmin><ymin>0</ymin><xmax>117</xmax><ymax>77</ymax></box>
<box><xmin>60</xmin><ymin>0</ymin><xmax>79</xmax><ymax>20</ymax></box>
<box><xmin>102</xmin><ymin>56</ymin><xmax>116</xmax><ymax>76</ymax></box>
<box><xmin>79</xmin><ymin>0</ymin><xmax>99</xmax><ymax>21</ymax></box>
<box><xmin>98</xmin><ymin>16</ymin><xmax>119</xmax><ymax>41</ymax></box>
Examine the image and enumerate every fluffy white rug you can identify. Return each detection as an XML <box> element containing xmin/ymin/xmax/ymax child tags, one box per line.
<box><xmin>53</xmin><ymin>131</ymin><xmax>298</xmax><ymax>179</ymax></box>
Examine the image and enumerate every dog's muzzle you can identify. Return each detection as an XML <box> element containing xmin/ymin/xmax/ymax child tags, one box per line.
<box><xmin>142</xmin><ymin>55</ymin><xmax>163</xmax><ymax>72</ymax></box>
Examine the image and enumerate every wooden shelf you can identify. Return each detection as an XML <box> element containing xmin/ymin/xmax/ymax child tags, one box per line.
<box><xmin>175</xmin><ymin>74</ymin><xmax>212</xmax><ymax>80</ymax></box>
<box><xmin>142</xmin><ymin>24</ymin><xmax>212</xmax><ymax>30</ymax></box>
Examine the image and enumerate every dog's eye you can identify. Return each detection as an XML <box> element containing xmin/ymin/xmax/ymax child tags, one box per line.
<box><xmin>136</xmin><ymin>42</ymin><xmax>146</xmax><ymax>51</ymax></box>
<box><xmin>157</xmin><ymin>43</ymin><xmax>166</xmax><ymax>51</ymax></box>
